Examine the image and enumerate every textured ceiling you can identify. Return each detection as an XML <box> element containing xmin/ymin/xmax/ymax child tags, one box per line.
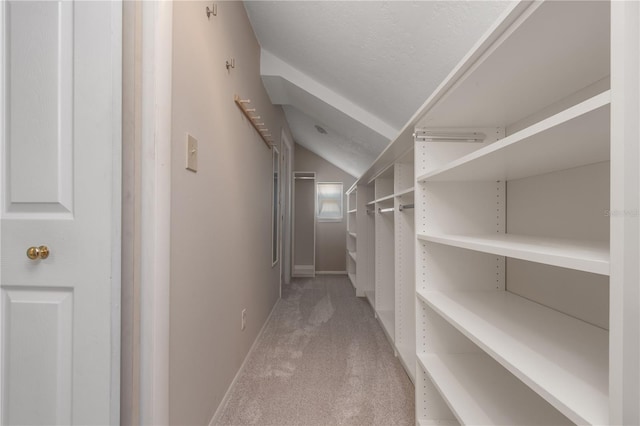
<box><xmin>245</xmin><ymin>1</ymin><xmax>511</xmax><ymax>177</ymax></box>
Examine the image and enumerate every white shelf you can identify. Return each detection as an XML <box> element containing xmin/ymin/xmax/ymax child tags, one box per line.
<box><xmin>395</xmin><ymin>187</ymin><xmax>415</xmax><ymax>197</ymax></box>
<box><xmin>417</xmin><ymin>92</ymin><xmax>610</xmax><ymax>183</ymax></box>
<box><xmin>348</xmin><ymin>251</ymin><xmax>357</xmax><ymax>262</ymax></box>
<box><xmin>417</xmin><ymin>233</ymin><xmax>609</xmax><ymax>276</ymax></box>
<box><xmin>417</xmin><ymin>290</ymin><xmax>608</xmax><ymax>425</ymax></box>
<box><xmin>365</xmin><ymin>290</ymin><xmax>375</xmax><ymax>308</ymax></box>
<box><xmin>366</xmin><ymin>200</ymin><xmax>376</xmax><ymax>206</ymax></box>
<box><xmin>419</xmin><ymin>353</ymin><xmax>571</xmax><ymax>426</ymax></box>
<box><xmin>416</xmin><ymin>1</ymin><xmax>609</xmax><ymax>129</ymax></box>
<box><xmin>377</xmin><ymin>309</ymin><xmax>395</xmax><ymax>342</ymax></box>
<box><xmin>348</xmin><ymin>232</ymin><xmax>357</xmax><ymax>238</ymax></box>
<box><xmin>374</xmin><ymin>194</ymin><xmax>395</xmax><ymax>203</ymax></box>
<box><xmin>348</xmin><ymin>273</ymin><xmax>356</xmax><ymax>288</ymax></box>
<box><xmin>348</xmin><ymin>208</ymin><xmax>357</xmax><ymax>214</ymax></box>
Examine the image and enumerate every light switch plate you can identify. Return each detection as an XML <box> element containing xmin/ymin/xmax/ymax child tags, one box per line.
<box><xmin>186</xmin><ymin>133</ymin><xmax>198</xmax><ymax>172</ymax></box>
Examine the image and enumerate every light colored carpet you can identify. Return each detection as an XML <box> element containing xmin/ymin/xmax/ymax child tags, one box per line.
<box><xmin>215</xmin><ymin>275</ymin><xmax>415</xmax><ymax>426</ymax></box>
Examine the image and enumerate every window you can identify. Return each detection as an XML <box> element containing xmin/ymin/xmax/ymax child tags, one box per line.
<box><xmin>316</xmin><ymin>182</ymin><xmax>343</xmax><ymax>222</ymax></box>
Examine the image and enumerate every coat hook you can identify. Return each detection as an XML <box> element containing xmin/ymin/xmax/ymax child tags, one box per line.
<box><xmin>206</xmin><ymin>3</ymin><xmax>217</xmax><ymax>18</ymax></box>
<box><xmin>226</xmin><ymin>57</ymin><xmax>235</xmax><ymax>70</ymax></box>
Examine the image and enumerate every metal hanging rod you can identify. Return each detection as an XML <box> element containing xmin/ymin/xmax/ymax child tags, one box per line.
<box><xmin>294</xmin><ymin>176</ymin><xmax>315</xmax><ymax>180</ymax></box>
<box><xmin>399</xmin><ymin>203</ymin><xmax>414</xmax><ymax>212</ymax></box>
<box><xmin>414</xmin><ymin>129</ymin><xmax>486</xmax><ymax>143</ymax></box>
<box><xmin>378</xmin><ymin>207</ymin><xmax>395</xmax><ymax>214</ymax></box>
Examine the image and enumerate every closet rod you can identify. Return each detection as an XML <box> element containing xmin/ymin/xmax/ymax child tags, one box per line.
<box><xmin>399</xmin><ymin>203</ymin><xmax>414</xmax><ymax>212</ymax></box>
<box><xmin>378</xmin><ymin>207</ymin><xmax>395</xmax><ymax>213</ymax></box>
<box><xmin>294</xmin><ymin>177</ymin><xmax>315</xmax><ymax>180</ymax></box>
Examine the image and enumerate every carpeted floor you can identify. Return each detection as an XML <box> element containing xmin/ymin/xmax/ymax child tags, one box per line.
<box><xmin>215</xmin><ymin>275</ymin><xmax>415</xmax><ymax>426</ymax></box>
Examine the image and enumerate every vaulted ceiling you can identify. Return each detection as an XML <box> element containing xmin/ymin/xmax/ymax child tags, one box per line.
<box><xmin>244</xmin><ymin>1</ymin><xmax>510</xmax><ymax>177</ymax></box>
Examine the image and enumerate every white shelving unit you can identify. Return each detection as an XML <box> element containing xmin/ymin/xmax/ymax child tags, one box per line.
<box><xmin>344</xmin><ymin>144</ymin><xmax>417</xmax><ymax>383</ymax></box>
<box><xmin>394</xmin><ymin>150</ymin><xmax>415</xmax><ymax>380</ymax></box>
<box><xmin>345</xmin><ymin>183</ymin><xmax>375</xmax><ymax>300</ymax></box>
<box><xmin>346</xmin><ymin>188</ymin><xmax>357</xmax><ymax>289</ymax></box>
<box><xmin>406</xmin><ymin>1</ymin><xmax>639</xmax><ymax>424</ymax></box>
<box><xmin>418</xmin><ymin>353</ymin><xmax>572</xmax><ymax>426</ymax></box>
<box><xmin>417</xmin><ymin>290</ymin><xmax>608</xmax><ymax>425</ymax></box>
<box><xmin>417</xmin><ymin>233</ymin><xmax>609</xmax><ymax>276</ymax></box>
<box><xmin>374</xmin><ymin>166</ymin><xmax>395</xmax><ymax>344</ymax></box>
<box><xmin>292</xmin><ymin>172</ymin><xmax>316</xmax><ymax>277</ymax></box>
<box><xmin>343</xmin><ymin>4</ymin><xmax>640</xmax><ymax>421</ymax></box>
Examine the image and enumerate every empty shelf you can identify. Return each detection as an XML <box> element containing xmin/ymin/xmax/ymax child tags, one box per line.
<box><xmin>419</xmin><ymin>353</ymin><xmax>571</xmax><ymax>425</ymax></box>
<box><xmin>417</xmin><ymin>233</ymin><xmax>609</xmax><ymax>275</ymax></box>
<box><xmin>375</xmin><ymin>194</ymin><xmax>395</xmax><ymax>203</ymax></box>
<box><xmin>417</xmin><ymin>92</ymin><xmax>610</xmax><ymax>183</ymax></box>
<box><xmin>395</xmin><ymin>187</ymin><xmax>415</xmax><ymax>197</ymax></box>
<box><xmin>417</xmin><ymin>290</ymin><xmax>608</xmax><ymax>425</ymax></box>
<box><xmin>348</xmin><ymin>251</ymin><xmax>357</xmax><ymax>262</ymax></box>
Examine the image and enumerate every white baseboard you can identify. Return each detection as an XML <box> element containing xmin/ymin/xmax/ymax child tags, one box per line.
<box><xmin>316</xmin><ymin>270</ymin><xmax>347</xmax><ymax>275</ymax></box>
<box><xmin>293</xmin><ymin>264</ymin><xmax>315</xmax><ymax>277</ymax></box>
<box><xmin>208</xmin><ymin>297</ymin><xmax>281</xmax><ymax>426</ymax></box>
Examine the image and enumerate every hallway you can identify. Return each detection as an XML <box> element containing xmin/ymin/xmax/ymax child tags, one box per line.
<box><xmin>216</xmin><ymin>276</ymin><xmax>415</xmax><ymax>425</ymax></box>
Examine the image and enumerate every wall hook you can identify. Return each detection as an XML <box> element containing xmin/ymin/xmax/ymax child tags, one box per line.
<box><xmin>226</xmin><ymin>57</ymin><xmax>235</xmax><ymax>70</ymax></box>
<box><xmin>206</xmin><ymin>3</ymin><xmax>217</xmax><ymax>18</ymax></box>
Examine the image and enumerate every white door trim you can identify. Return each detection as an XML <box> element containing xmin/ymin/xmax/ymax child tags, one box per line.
<box><xmin>281</xmin><ymin>131</ymin><xmax>293</xmax><ymax>287</ymax></box>
<box><xmin>139</xmin><ymin>2</ymin><xmax>172</xmax><ymax>425</ymax></box>
<box><xmin>109</xmin><ymin>2</ymin><xmax>123</xmax><ymax>423</ymax></box>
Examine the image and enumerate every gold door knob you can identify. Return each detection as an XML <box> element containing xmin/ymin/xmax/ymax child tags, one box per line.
<box><xmin>26</xmin><ymin>246</ymin><xmax>49</xmax><ymax>260</ymax></box>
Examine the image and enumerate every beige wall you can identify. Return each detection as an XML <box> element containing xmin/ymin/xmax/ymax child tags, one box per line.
<box><xmin>294</xmin><ymin>144</ymin><xmax>357</xmax><ymax>272</ymax></box>
<box><xmin>170</xmin><ymin>2</ymin><xmax>292</xmax><ymax>424</ymax></box>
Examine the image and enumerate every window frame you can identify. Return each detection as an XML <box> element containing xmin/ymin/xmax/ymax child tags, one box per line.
<box><xmin>316</xmin><ymin>182</ymin><xmax>343</xmax><ymax>223</ymax></box>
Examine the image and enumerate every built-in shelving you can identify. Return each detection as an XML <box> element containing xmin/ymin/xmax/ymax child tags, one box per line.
<box><xmin>374</xmin><ymin>194</ymin><xmax>395</xmax><ymax>204</ymax></box>
<box><xmin>347</xmin><ymin>146</ymin><xmax>417</xmax><ymax>384</ymax></box>
<box><xmin>377</xmin><ymin>309</ymin><xmax>395</xmax><ymax>342</ymax></box>
<box><xmin>375</xmin><ymin>168</ymin><xmax>396</xmax><ymax>354</ymax></box>
<box><xmin>409</xmin><ymin>1</ymin><xmax>624</xmax><ymax>424</ymax></box>
<box><xmin>348</xmin><ymin>251</ymin><xmax>356</xmax><ymax>262</ymax></box>
<box><xmin>417</xmin><ymin>290</ymin><xmax>608</xmax><ymax>425</ymax></box>
<box><xmin>418</xmin><ymin>353</ymin><xmax>571</xmax><ymax>425</ymax></box>
<box><xmin>417</xmin><ymin>233</ymin><xmax>609</xmax><ymax>276</ymax></box>
<box><xmin>365</xmin><ymin>290</ymin><xmax>375</xmax><ymax>308</ymax></box>
<box><xmin>348</xmin><ymin>232</ymin><xmax>356</xmax><ymax>238</ymax></box>
<box><xmin>418</xmin><ymin>1</ymin><xmax>609</xmax><ymax>129</ymax></box>
<box><xmin>417</xmin><ymin>92</ymin><xmax>610</xmax><ymax>182</ymax></box>
<box><xmin>395</xmin><ymin>187</ymin><xmax>415</xmax><ymax>198</ymax></box>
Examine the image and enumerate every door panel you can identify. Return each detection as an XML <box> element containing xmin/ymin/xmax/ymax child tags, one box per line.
<box><xmin>1</xmin><ymin>1</ymin><xmax>120</xmax><ymax>424</ymax></box>
<box><xmin>6</xmin><ymin>1</ymin><xmax>73</xmax><ymax>214</ymax></box>
<box><xmin>2</xmin><ymin>287</ymin><xmax>72</xmax><ymax>425</ymax></box>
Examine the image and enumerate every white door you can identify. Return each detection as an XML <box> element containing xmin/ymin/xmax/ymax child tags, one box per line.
<box><xmin>0</xmin><ymin>1</ymin><xmax>120</xmax><ymax>424</ymax></box>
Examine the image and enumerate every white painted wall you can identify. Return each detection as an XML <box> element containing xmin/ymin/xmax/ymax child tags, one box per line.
<box><xmin>169</xmin><ymin>2</ymin><xmax>293</xmax><ymax>423</ymax></box>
